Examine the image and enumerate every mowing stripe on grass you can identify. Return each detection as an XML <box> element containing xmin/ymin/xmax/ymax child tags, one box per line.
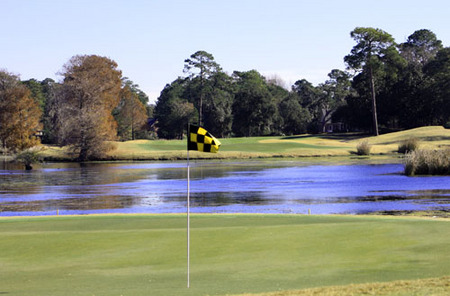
<box><xmin>0</xmin><ymin>214</ymin><xmax>448</xmax><ymax>296</ymax></box>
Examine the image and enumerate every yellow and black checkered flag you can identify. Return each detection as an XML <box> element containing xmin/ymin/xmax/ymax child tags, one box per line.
<box><xmin>188</xmin><ymin>125</ymin><xmax>221</xmax><ymax>153</ymax></box>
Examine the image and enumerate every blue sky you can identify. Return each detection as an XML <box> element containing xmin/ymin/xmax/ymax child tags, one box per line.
<box><xmin>1</xmin><ymin>0</ymin><xmax>449</xmax><ymax>103</ymax></box>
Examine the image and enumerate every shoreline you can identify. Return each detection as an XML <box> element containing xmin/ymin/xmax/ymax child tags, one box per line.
<box><xmin>1</xmin><ymin>211</ymin><xmax>448</xmax><ymax>220</ymax></box>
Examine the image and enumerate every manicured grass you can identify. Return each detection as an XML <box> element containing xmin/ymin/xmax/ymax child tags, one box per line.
<box><xmin>39</xmin><ymin>126</ymin><xmax>450</xmax><ymax>161</ymax></box>
<box><xmin>359</xmin><ymin>126</ymin><xmax>450</xmax><ymax>154</ymax></box>
<box><xmin>1</xmin><ymin>214</ymin><xmax>449</xmax><ymax>296</ymax></box>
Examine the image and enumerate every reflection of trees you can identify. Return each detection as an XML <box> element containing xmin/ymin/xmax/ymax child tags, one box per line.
<box><xmin>0</xmin><ymin>161</ymin><xmax>297</xmax><ymax>214</ymax></box>
<box><xmin>187</xmin><ymin>163</ymin><xmax>269</xmax><ymax>180</ymax></box>
<box><xmin>1</xmin><ymin>195</ymin><xmax>135</xmax><ymax>213</ymax></box>
<box><xmin>169</xmin><ymin>191</ymin><xmax>271</xmax><ymax>207</ymax></box>
<box><xmin>0</xmin><ymin>172</ymin><xmax>43</xmax><ymax>196</ymax></box>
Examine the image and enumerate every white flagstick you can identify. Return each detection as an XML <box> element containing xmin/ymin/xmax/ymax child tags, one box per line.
<box><xmin>187</xmin><ymin>148</ymin><xmax>190</xmax><ymax>288</ymax></box>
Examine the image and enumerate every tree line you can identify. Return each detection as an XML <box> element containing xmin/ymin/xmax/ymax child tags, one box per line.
<box><xmin>1</xmin><ymin>27</ymin><xmax>449</xmax><ymax>160</ymax></box>
<box><xmin>1</xmin><ymin>55</ymin><xmax>151</xmax><ymax>161</ymax></box>
<box><xmin>156</xmin><ymin>28</ymin><xmax>449</xmax><ymax>139</ymax></box>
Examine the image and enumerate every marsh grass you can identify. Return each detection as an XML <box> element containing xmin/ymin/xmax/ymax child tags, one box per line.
<box><xmin>398</xmin><ymin>137</ymin><xmax>419</xmax><ymax>154</ymax></box>
<box><xmin>356</xmin><ymin>140</ymin><xmax>372</xmax><ymax>155</ymax></box>
<box><xmin>233</xmin><ymin>276</ymin><xmax>450</xmax><ymax>296</ymax></box>
<box><xmin>404</xmin><ymin>149</ymin><xmax>450</xmax><ymax>176</ymax></box>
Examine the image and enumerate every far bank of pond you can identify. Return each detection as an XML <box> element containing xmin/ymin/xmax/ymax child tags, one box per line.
<box><xmin>1</xmin><ymin>159</ymin><xmax>449</xmax><ymax>217</ymax></box>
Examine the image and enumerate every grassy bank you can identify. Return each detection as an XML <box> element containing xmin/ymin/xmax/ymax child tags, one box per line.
<box><xmin>1</xmin><ymin>214</ymin><xmax>449</xmax><ymax>295</ymax></box>
<box><xmin>38</xmin><ymin>126</ymin><xmax>450</xmax><ymax>161</ymax></box>
<box><xmin>233</xmin><ymin>276</ymin><xmax>450</xmax><ymax>296</ymax></box>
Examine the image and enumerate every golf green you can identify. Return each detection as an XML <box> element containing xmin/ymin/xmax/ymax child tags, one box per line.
<box><xmin>0</xmin><ymin>214</ymin><xmax>448</xmax><ymax>295</ymax></box>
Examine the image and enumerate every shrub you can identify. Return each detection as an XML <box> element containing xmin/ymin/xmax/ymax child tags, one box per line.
<box><xmin>356</xmin><ymin>140</ymin><xmax>372</xmax><ymax>155</ymax></box>
<box><xmin>404</xmin><ymin>149</ymin><xmax>450</xmax><ymax>176</ymax></box>
<box><xmin>444</xmin><ymin>122</ymin><xmax>450</xmax><ymax>129</ymax></box>
<box><xmin>14</xmin><ymin>147</ymin><xmax>43</xmax><ymax>170</ymax></box>
<box><xmin>398</xmin><ymin>138</ymin><xmax>419</xmax><ymax>154</ymax></box>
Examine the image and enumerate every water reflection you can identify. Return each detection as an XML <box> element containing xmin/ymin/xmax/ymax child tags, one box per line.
<box><xmin>0</xmin><ymin>161</ymin><xmax>449</xmax><ymax>216</ymax></box>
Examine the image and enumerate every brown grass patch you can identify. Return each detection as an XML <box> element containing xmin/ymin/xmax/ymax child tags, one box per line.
<box><xmin>231</xmin><ymin>276</ymin><xmax>450</xmax><ymax>296</ymax></box>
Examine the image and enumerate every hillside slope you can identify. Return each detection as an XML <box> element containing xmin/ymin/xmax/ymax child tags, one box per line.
<box><xmin>40</xmin><ymin>126</ymin><xmax>450</xmax><ymax>160</ymax></box>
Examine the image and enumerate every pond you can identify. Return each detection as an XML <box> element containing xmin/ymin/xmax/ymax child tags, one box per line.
<box><xmin>0</xmin><ymin>160</ymin><xmax>449</xmax><ymax>216</ymax></box>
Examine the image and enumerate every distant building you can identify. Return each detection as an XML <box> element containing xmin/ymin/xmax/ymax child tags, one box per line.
<box><xmin>324</xmin><ymin>122</ymin><xmax>347</xmax><ymax>133</ymax></box>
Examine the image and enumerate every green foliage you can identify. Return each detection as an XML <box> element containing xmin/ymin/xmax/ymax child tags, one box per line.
<box><xmin>279</xmin><ymin>93</ymin><xmax>311</xmax><ymax>135</ymax></box>
<box><xmin>154</xmin><ymin>78</ymin><xmax>196</xmax><ymax>139</ymax></box>
<box><xmin>2</xmin><ymin>28</ymin><xmax>449</xmax><ymax>144</ymax></box>
<box><xmin>21</xmin><ymin>79</ymin><xmax>46</xmax><ymax>111</ymax></box>
<box><xmin>183</xmin><ymin>50</ymin><xmax>222</xmax><ymax>125</ymax></box>
<box><xmin>198</xmin><ymin>71</ymin><xmax>234</xmax><ymax>137</ymax></box>
<box><xmin>232</xmin><ymin>70</ymin><xmax>278</xmax><ymax>136</ymax></box>
<box><xmin>423</xmin><ymin>48</ymin><xmax>450</xmax><ymax>126</ymax></box>
<box><xmin>317</xmin><ymin>70</ymin><xmax>353</xmax><ymax>132</ymax></box>
<box><xmin>14</xmin><ymin>147</ymin><xmax>43</xmax><ymax>170</ymax></box>
<box><xmin>400</xmin><ymin>29</ymin><xmax>443</xmax><ymax>66</ymax></box>
<box><xmin>345</xmin><ymin>27</ymin><xmax>400</xmax><ymax>136</ymax></box>
<box><xmin>38</xmin><ymin>78</ymin><xmax>61</xmax><ymax>144</ymax></box>
<box><xmin>385</xmin><ymin>30</ymin><xmax>444</xmax><ymax>129</ymax></box>
<box><xmin>140</xmin><ymin>30</ymin><xmax>450</xmax><ymax>139</ymax></box>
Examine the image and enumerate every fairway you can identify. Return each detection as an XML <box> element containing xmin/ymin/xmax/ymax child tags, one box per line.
<box><xmin>0</xmin><ymin>214</ymin><xmax>449</xmax><ymax>295</ymax></box>
<box><xmin>40</xmin><ymin>126</ymin><xmax>450</xmax><ymax>161</ymax></box>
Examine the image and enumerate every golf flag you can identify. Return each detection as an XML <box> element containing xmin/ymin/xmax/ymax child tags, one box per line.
<box><xmin>188</xmin><ymin>125</ymin><xmax>221</xmax><ymax>153</ymax></box>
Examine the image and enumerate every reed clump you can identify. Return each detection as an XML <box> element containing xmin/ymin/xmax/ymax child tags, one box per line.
<box><xmin>398</xmin><ymin>137</ymin><xmax>419</xmax><ymax>154</ymax></box>
<box><xmin>356</xmin><ymin>140</ymin><xmax>372</xmax><ymax>155</ymax></box>
<box><xmin>404</xmin><ymin>148</ymin><xmax>450</xmax><ymax>176</ymax></box>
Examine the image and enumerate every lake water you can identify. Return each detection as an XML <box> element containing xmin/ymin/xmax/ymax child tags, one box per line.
<box><xmin>1</xmin><ymin>160</ymin><xmax>449</xmax><ymax>216</ymax></box>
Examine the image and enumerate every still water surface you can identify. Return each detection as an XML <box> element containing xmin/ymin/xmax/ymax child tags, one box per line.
<box><xmin>1</xmin><ymin>160</ymin><xmax>449</xmax><ymax>216</ymax></box>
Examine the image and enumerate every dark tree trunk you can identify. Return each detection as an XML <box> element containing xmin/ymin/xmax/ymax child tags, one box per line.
<box><xmin>369</xmin><ymin>67</ymin><xmax>379</xmax><ymax>136</ymax></box>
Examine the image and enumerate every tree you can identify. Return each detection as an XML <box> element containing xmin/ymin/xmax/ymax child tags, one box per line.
<box><xmin>279</xmin><ymin>93</ymin><xmax>311</xmax><ymax>135</ymax></box>
<box><xmin>115</xmin><ymin>86</ymin><xmax>148</xmax><ymax>141</ymax></box>
<box><xmin>154</xmin><ymin>78</ymin><xmax>196</xmax><ymax>139</ymax></box>
<box><xmin>0</xmin><ymin>70</ymin><xmax>42</xmax><ymax>151</ymax></box>
<box><xmin>201</xmin><ymin>71</ymin><xmax>234</xmax><ymax>137</ymax></box>
<box><xmin>232</xmin><ymin>70</ymin><xmax>277</xmax><ymax>137</ymax></box>
<box><xmin>184</xmin><ymin>50</ymin><xmax>221</xmax><ymax>125</ymax></box>
<box><xmin>267</xmin><ymin>79</ymin><xmax>289</xmax><ymax>135</ymax></box>
<box><xmin>317</xmin><ymin>70</ymin><xmax>352</xmax><ymax>132</ymax></box>
<box><xmin>57</xmin><ymin>55</ymin><xmax>122</xmax><ymax>161</ymax></box>
<box><xmin>291</xmin><ymin>79</ymin><xmax>321</xmax><ymax>133</ymax></box>
<box><xmin>40</xmin><ymin>78</ymin><xmax>61</xmax><ymax>144</ymax></box>
<box><xmin>423</xmin><ymin>47</ymin><xmax>450</xmax><ymax>125</ymax></box>
<box><xmin>292</xmin><ymin>79</ymin><xmax>319</xmax><ymax>110</ymax></box>
<box><xmin>121</xmin><ymin>77</ymin><xmax>149</xmax><ymax>105</ymax></box>
<box><xmin>344</xmin><ymin>27</ymin><xmax>397</xmax><ymax>136</ymax></box>
<box><xmin>22</xmin><ymin>79</ymin><xmax>46</xmax><ymax>111</ymax></box>
<box><xmin>395</xmin><ymin>30</ymin><xmax>444</xmax><ymax>128</ymax></box>
<box><xmin>400</xmin><ymin>29</ymin><xmax>443</xmax><ymax>67</ymax></box>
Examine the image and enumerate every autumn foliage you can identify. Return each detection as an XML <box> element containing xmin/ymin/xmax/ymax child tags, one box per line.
<box><xmin>57</xmin><ymin>55</ymin><xmax>122</xmax><ymax>161</ymax></box>
<box><xmin>0</xmin><ymin>70</ymin><xmax>42</xmax><ymax>151</ymax></box>
<box><xmin>115</xmin><ymin>86</ymin><xmax>148</xmax><ymax>141</ymax></box>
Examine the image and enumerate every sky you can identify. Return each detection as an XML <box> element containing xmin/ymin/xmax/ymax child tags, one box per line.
<box><xmin>1</xmin><ymin>0</ymin><xmax>449</xmax><ymax>103</ymax></box>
